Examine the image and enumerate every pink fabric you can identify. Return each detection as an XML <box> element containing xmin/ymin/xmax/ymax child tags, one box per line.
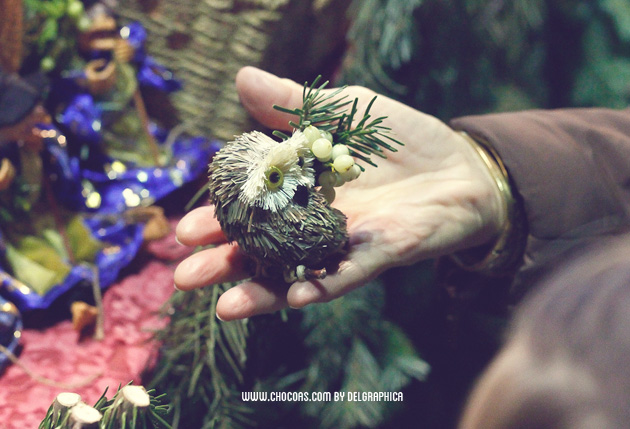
<box><xmin>0</xmin><ymin>218</ymin><xmax>190</xmax><ymax>428</ymax></box>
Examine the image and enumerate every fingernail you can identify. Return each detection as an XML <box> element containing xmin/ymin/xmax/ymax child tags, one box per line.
<box><xmin>175</xmin><ymin>236</ymin><xmax>183</xmax><ymax>246</ymax></box>
<box><xmin>216</xmin><ymin>312</ymin><xmax>224</xmax><ymax>321</ymax></box>
<box><xmin>174</xmin><ymin>282</ymin><xmax>181</xmax><ymax>291</ymax></box>
<box><xmin>288</xmin><ymin>302</ymin><xmax>305</xmax><ymax>310</ymax></box>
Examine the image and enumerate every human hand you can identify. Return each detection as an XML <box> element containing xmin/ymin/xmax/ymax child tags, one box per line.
<box><xmin>174</xmin><ymin>66</ymin><xmax>505</xmax><ymax>320</ymax></box>
<box><xmin>0</xmin><ymin>158</ymin><xmax>16</xmax><ymax>191</ymax></box>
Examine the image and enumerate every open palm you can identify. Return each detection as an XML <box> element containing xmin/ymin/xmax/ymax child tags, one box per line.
<box><xmin>174</xmin><ymin>67</ymin><xmax>503</xmax><ymax>320</ymax></box>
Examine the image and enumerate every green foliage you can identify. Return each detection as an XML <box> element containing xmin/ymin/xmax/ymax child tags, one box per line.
<box><xmin>98</xmin><ymin>386</ymin><xmax>172</xmax><ymax>429</ymax></box>
<box><xmin>273</xmin><ymin>76</ymin><xmax>403</xmax><ymax>167</ymax></box>
<box><xmin>344</xmin><ymin>0</ymin><xmax>423</xmax><ymax>94</ymax></box>
<box><xmin>571</xmin><ymin>4</ymin><xmax>630</xmax><ymax>107</ymax></box>
<box><xmin>147</xmin><ymin>280</ymin><xmax>427</xmax><ymax>429</ymax></box>
<box><xmin>147</xmin><ymin>285</ymin><xmax>252</xmax><ymax>429</ymax></box>
<box><xmin>22</xmin><ymin>0</ymin><xmax>88</xmax><ymax>74</ymax></box>
<box><xmin>271</xmin><ymin>281</ymin><xmax>429</xmax><ymax>429</ymax></box>
<box><xmin>274</xmin><ymin>76</ymin><xmax>352</xmax><ymax>132</ymax></box>
<box><xmin>39</xmin><ymin>384</ymin><xmax>171</xmax><ymax>429</ymax></box>
<box><xmin>601</xmin><ymin>0</ymin><xmax>630</xmax><ymax>42</ymax></box>
<box><xmin>0</xmin><ymin>176</ymin><xmax>35</xmax><ymax>226</ymax></box>
<box><xmin>339</xmin><ymin>0</ymin><xmax>630</xmax><ymax>118</ymax></box>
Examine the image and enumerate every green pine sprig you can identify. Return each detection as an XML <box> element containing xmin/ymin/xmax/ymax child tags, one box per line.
<box><xmin>97</xmin><ymin>384</ymin><xmax>172</xmax><ymax>429</ymax></box>
<box><xmin>147</xmin><ymin>285</ymin><xmax>253</xmax><ymax>428</ymax></box>
<box><xmin>38</xmin><ymin>384</ymin><xmax>172</xmax><ymax>429</ymax></box>
<box><xmin>273</xmin><ymin>76</ymin><xmax>403</xmax><ymax>167</ymax></box>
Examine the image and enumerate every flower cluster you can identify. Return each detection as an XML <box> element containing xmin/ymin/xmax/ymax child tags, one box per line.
<box><xmin>302</xmin><ymin>125</ymin><xmax>361</xmax><ymax>203</ymax></box>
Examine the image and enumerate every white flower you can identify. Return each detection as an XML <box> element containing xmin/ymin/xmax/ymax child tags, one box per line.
<box><xmin>237</xmin><ymin>130</ymin><xmax>315</xmax><ymax>212</ymax></box>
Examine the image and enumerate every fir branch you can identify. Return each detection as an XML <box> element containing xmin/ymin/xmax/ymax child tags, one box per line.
<box><xmin>268</xmin><ymin>280</ymin><xmax>428</xmax><ymax>428</ymax></box>
<box><xmin>273</xmin><ymin>76</ymin><xmax>403</xmax><ymax>167</ymax></box>
<box><xmin>98</xmin><ymin>385</ymin><xmax>172</xmax><ymax>429</ymax></box>
<box><xmin>147</xmin><ymin>285</ymin><xmax>252</xmax><ymax>428</ymax></box>
<box><xmin>39</xmin><ymin>385</ymin><xmax>171</xmax><ymax>428</ymax></box>
<box><xmin>272</xmin><ymin>130</ymin><xmax>290</xmax><ymax>140</ymax></box>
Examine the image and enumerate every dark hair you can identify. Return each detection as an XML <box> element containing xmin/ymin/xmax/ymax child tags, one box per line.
<box><xmin>460</xmin><ymin>233</ymin><xmax>630</xmax><ymax>429</ymax></box>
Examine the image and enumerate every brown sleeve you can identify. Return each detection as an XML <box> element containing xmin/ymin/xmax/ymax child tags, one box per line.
<box><xmin>450</xmin><ymin>108</ymin><xmax>630</xmax><ymax>298</ymax></box>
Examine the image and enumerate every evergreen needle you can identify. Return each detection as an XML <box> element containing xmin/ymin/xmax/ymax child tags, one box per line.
<box><xmin>273</xmin><ymin>75</ymin><xmax>403</xmax><ymax>167</ymax></box>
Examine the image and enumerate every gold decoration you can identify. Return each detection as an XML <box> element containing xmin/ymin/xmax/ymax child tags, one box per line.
<box><xmin>70</xmin><ymin>301</ymin><xmax>99</xmax><ymax>332</ymax></box>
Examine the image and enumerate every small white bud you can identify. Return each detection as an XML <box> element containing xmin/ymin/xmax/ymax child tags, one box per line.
<box><xmin>319</xmin><ymin>186</ymin><xmax>336</xmax><ymax>204</ymax></box>
<box><xmin>333</xmin><ymin>154</ymin><xmax>355</xmax><ymax>173</ymax></box>
<box><xmin>312</xmin><ymin>138</ymin><xmax>333</xmax><ymax>161</ymax></box>
<box><xmin>331</xmin><ymin>144</ymin><xmax>350</xmax><ymax>160</ymax></box>
<box><xmin>340</xmin><ymin>163</ymin><xmax>361</xmax><ymax>182</ymax></box>
<box><xmin>303</xmin><ymin>126</ymin><xmax>321</xmax><ymax>145</ymax></box>
<box><xmin>318</xmin><ymin>170</ymin><xmax>337</xmax><ymax>188</ymax></box>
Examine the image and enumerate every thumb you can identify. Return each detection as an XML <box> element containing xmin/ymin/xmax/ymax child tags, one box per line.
<box><xmin>235</xmin><ymin>66</ymin><xmax>305</xmax><ymax>131</ymax></box>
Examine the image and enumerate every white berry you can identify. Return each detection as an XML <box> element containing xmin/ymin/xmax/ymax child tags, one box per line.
<box><xmin>312</xmin><ymin>138</ymin><xmax>333</xmax><ymax>161</ymax></box>
<box><xmin>331</xmin><ymin>144</ymin><xmax>350</xmax><ymax>160</ymax></box>
<box><xmin>340</xmin><ymin>164</ymin><xmax>361</xmax><ymax>182</ymax></box>
<box><xmin>319</xmin><ymin>186</ymin><xmax>336</xmax><ymax>204</ymax></box>
<box><xmin>303</xmin><ymin>126</ymin><xmax>321</xmax><ymax>145</ymax></box>
<box><xmin>318</xmin><ymin>170</ymin><xmax>337</xmax><ymax>188</ymax></box>
<box><xmin>333</xmin><ymin>154</ymin><xmax>354</xmax><ymax>173</ymax></box>
<box><xmin>320</xmin><ymin>130</ymin><xmax>333</xmax><ymax>142</ymax></box>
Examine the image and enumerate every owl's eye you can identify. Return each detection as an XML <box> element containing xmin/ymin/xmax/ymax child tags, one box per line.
<box><xmin>265</xmin><ymin>166</ymin><xmax>284</xmax><ymax>190</ymax></box>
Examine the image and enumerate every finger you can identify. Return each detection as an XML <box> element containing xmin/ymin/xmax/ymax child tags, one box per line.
<box><xmin>235</xmin><ymin>66</ymin><xmax>305</xmax><ymax>131</ymax></box>
<box><xmin>175</xmin><ymin>205</ymin><xmax>226</xmax><ymax>246</ymax></box>
<box><xmin>216</xmin><ymin>280</ymin><xmax>289</xmax><ymax>321</ymax></box>
<box><xmin>173</xmin><ymin>243</ymin><xmax>248</xmax><ymax>291</ymax></box>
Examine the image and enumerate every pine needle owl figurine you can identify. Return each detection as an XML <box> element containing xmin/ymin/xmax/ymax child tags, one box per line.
<box><xmin>208</xmin><ymin>77</ymin><xmax>402</xmax><ymax>282</ymax></box>
<box><xmin>209</xmin><ymin>129</ymin><xmax>347</xmax><ymax>282</ymax></box>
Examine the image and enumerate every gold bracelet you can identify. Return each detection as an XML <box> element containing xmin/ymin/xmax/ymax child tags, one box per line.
<box><xmin>450</xmin><ymin>131</ymin><xmax>525</xmax><ymax>276</ymax></box>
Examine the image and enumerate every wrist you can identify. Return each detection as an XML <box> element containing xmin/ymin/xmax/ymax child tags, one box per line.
<box><xmin>450</xmin><ymin>131</ymin><xmax>527</xmax><ymax>276</ymax></box>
